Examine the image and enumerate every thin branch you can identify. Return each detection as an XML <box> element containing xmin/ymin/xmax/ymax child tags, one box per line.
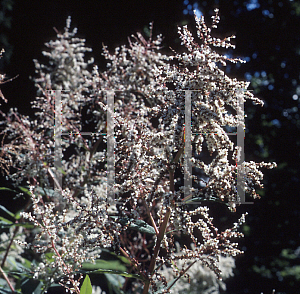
<box><xmin>142</xmin><ymin>198</ymin><xmax>159</xmax><ymax>236</ymax></box>
<box><xmin>1</xmin><ymin>225</ymin><xmax>19</xmax><ymax>269</ymax></box>
<box><xmin>0</xmin><ymin>265</ymin><xmax>15</xmax><ymax>293</ymax></box>
<box><xmin>119</xmin><ymin>246</ymin><xmax>145</xmax><ymax>278</ymax></box>
<box><xmin>167</xmin><ymin>260</ymin><xmax>197</xmax><ymax>292</ymax></box>
<box><xmin>142</xmin><ymin>207</ymin><xmax>171</xmax><ymax>294</ymax></box>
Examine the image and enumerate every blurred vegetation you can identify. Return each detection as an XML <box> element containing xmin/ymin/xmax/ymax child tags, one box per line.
<box><xmin>0</xmin><ymin>0</ymin><xmax>14</xmax><ymax>69</ymax></box>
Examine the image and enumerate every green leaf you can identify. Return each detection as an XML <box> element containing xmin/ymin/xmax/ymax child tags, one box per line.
<box><xmin>81</xmin><ymin>269</ymin><xmax>145</xmax><ymax>281</ymax></box>
<box><xmin>20</xmin><ymin>278</ymin><xmax>43</xmax><ymax>294</ymax></box>
<box><xmin>15</xmin><ymin>257</ymin><xmax>32</xmax><ymax>272</ymax></box>
<box><xmin>17</xmin><ymin>186</ymin><xmax>32</xmax><ymax>196</ymax></box>
<box><xmin>56</xmin><ymin>166</ymin><xmax>66</xmax><ymax>175</ymax></box>
<box><xmin>0</xmin><ymin>187</ymin><xmax>17</xmax><ymax>193</ymax></box>
<box><xmin>105</xmin><ymin>273</ymin><xmax>125</xmax><ymax>294</ymax></box>
<box><xmin>0</xmin><ymin>205</ymin><xmax>15</xmax><ymax>217</ymax></box>
<box><xmin>5</xmin><ymin>256</ymin><xmax>29</xmax><ymax>272</ymax></box>
<box><xmin>110</xmin><ymin>216</ymin><xmax>156</xmax><ymax>235</ymax></box>
<box><xmin>82</xmin><ymin>260</ymin><xmax>126</xmax><ymax>272</ymax></box>
<box><xmin>14</xmin><ymin>210</ymin><xmax>22</xmax><ymax>220</ymax></box>
<box><xmin>0</xmin><ymin>220</ymin><xmax>34</xmax><ymax>229</ymax></box>
<box><xmin>100</xmin><ymin>249</ymin><xmax>131</xmax><ymax>265</ymax></box>
<box><xmin>80</xmin><ymin>275</ymin><xmax>92</xmax><ymax>294</ymax></box>
<box><xmin>114</xmin><ymin>255</ymin><xmax>131</xmax><ymax>265</ymax></box>
<box><xmin>44</xmin><ymin>252</ymin><xmax>55</xmax><ymax>263</ymax></box>
<box><xmin>0</xmin><ymin>288</ymin><xmax>22</xmax><ymax>294</ymax></box>
<box><xmin>0</xmin><ymin>216</ymin><xmax>13</xmax><ymax>225</ymax></box>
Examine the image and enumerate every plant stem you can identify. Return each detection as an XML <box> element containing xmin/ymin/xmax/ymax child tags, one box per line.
<box><xmin>50</xmin><ymin>239</ymin><xmax>80</xmax><ymax>294</ymax></box>
<box><xmin>1</xmin><ymin>223</ymin><xmax>19</xmax><ymax>268</ymax></box>
<box><xmin>119</xmin><ymin>246</ymin><xmax>143</xmax><ymax>276</ymax></box>
<box><xmin>0</xmin><ymin>265</ymin><xmax>15</xmax><ymax>293</ymax></box>
<box><xmin>142</xmin><ymin>207</ymin><xmax>171</xmax><ymax>294</ymax></box>
<box><xmin>167</xmin><ymin>260</ymin><xmax>197</xmax><ymax>291</ymax></box>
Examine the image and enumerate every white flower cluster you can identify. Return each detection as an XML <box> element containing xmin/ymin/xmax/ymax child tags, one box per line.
<box><xmin>156</xmin><ymin>242</ymin><xmax>235</xmax><ymax>294</ymax></box>
<box><xmin>0</xmin><ymin>10</ymin><xmax>276</xmax><ymax>294</ymax></box>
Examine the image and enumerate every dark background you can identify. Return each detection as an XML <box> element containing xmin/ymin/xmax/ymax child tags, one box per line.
<box><xmin>0</xmin><ymin>0</ymin><xmax>299</xmax><ymax>293</ymax></box>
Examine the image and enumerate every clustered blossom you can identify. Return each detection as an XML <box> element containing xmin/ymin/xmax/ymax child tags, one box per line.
<box><xmin>155</xmin><ymin>242</ymin><xmax>235</xmax><ymax>294</ymax></box>
<box><xmin>0</xmin><ymin>10</ymin><xmax>276</xmax><ymax>294</ymax></box>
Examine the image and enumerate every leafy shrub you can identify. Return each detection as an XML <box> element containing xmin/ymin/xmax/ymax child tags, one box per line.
<box><xmin>0</xmin><ymin>10</ymin><xmax>276</xmax><ymax>294</ymax></box>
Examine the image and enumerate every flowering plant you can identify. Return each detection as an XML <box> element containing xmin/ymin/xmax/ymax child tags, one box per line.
<box><xmin>0</xmin><ymin>9</ymin><xmax>276</xmax><ymax>294</ymax></box>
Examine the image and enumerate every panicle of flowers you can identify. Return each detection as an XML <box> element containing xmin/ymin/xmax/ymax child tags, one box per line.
<box><xmin>0</xmin><ymin>10</ymin><xmax>277</xmax><ymax>294</ymax></box>
<box><xmin>33</xmin><ymin>16</ymin><xmax>94</xmax><ymax>93</ymax></box>
<box><xmin>148</xmin><ymin>8</ymin><xmax>276</xmax><ymax>217</ymax></box>
<box><xmin>17</xmin><ymin>185</ymin><xmax>117</xmax><ymax>292</ymax></box>
<box><xmin>0</xmin><ymin>17</ymin><xmax>119</xmax><ymax>292</ymax></box>
<box><xmin>156</xmin><ymin>242</ymin><xmax>235</xmax><ymax>294</ymax></box>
